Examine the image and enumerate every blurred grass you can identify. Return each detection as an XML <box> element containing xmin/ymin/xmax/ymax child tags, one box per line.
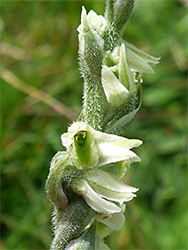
<box><xmin>0</xmin><ymin>0</ymin><xmax>187</xmax><ymax>249</ymax></box>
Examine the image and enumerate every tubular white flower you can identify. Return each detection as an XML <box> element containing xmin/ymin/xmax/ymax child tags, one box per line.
<box><xmin>71</xmin><ymin>168</ymin><xmax>138</xmax><ymax>215</ymax></box>
<box><xmin>61</xmin><ymin>121</ymin><xmax>142</xmax><ymax>169</ymax></box>
<box><xmin>87</xmin><ymin>10</ymin><xmax>107</xmax><ymax>35</ymax></box>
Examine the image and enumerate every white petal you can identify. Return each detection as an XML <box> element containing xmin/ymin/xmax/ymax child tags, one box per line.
<box><xmin>125</xmin><ymin>41</ymin><xmax>160</xmax><ymax>64</ymax></box>
<box><xmin>110</xmin><ymin>46</ymin><xmax>120</xmax><ymax>64</ymax></box>
<box><xmin>85</xmin><ymin>169</ymin><xmax>138</xmax><ymax>193</ymax></box>
<box><xmin>98</xmin><ymin>145</ymin><xmax>139</xmax><ymax>167</ymax></box>
<box><xmin>101</xmin><ymin>65</ymin><xmax>129</xmax><ymax>107</ymax></box>
<box><xmin>61</xmin><ymin>133</ymin><xmax>73</xmax><ymax>149</ymax></box>
<box><xmin>97</xmin><ymin>240</ymin><xmax>110</xmax><ymax>250</ymax></box>
<box><xmin>89</xmin><ymin>181</ymin><xmax>137</xmax><ymax>204</ymax></box>
<box><xmin>126</xmin><ymin>47</ymin><xmax>154</xmax><ymax>73</ymax></box>
<box><xmin>87</xmin><ymin>10</ymin><xmax>106</xmax><ymax>34</ymax></box>
<box><xmin>95</xmin><ymin>211</ymin><xmax>125</xmax><ymax>231</ymax></box>
<box><xmin>92</xmin><ymin>131</ymin><xmax>142</xmax><ymax>166</ymax></box>
<box><xmin>94</xmin><ymin>130</ymin><xmax>142</xmax><ymax>149</ymax></box>
<box><xmin>72</xmin><ymin>179</ymin><xmax>121</xmax><ymax>214</ymax></box>
<box><xmin>68</xmin><ymin>121</ymin><xmax>93</xmax><ymax>133</ymax></box>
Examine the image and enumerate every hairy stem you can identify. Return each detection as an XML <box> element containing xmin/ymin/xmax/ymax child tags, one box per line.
<box><xmin>50</xmin><ymin>198</ymin><xmax>95</xmax><ymax>250</ymax></box>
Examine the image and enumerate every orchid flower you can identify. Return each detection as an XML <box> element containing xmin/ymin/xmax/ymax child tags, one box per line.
<box><xmin>59</xmin><ymin>121</ymin><xmax>142</xmax><ymax>216</ymax></box>
<box><xmin>61</xmin><ymin>121</ymin><xmax>142</xmax><ymax>169</ymax></box>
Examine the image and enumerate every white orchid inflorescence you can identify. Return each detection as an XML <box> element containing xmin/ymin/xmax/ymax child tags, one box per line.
<box><xmin>45</xmin><ymin>1</ymin><xmax>159</xmax><ymax>249</ymax></box>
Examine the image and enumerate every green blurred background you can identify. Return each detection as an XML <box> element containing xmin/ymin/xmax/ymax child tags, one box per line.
<box><xmin>0</xmin><ymin>0</ymin><xmax>187</xmax><ymax>249</ymax></box>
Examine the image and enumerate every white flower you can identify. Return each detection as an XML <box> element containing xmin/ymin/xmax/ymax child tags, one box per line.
<box><xmin>61</xmin><ymin>121</ymin><xmax>142</xmax><ymax>169</ymax></box>
<box><xmin>77</xmin><ymin>7</ymin><xmax>106</xmax><ymax>56</ymax></box>
<box><xmin>102</xmin><ymin>42</ymin><xmax>160</xmax><ymax>107</ymax></box>
<box><xmin>60</xmin><ymin>121</ymin><xmax>141</xmax><ymax>215</ymax></box>
<box><xmin>77</xmin><ymin>7</ymin><xmax>107</xmax><ymax>37</ymax></box>
<box><xmin>71</xmin><ymin>168</ymin><xmax>138</xmax><ymax>215</ymax></box>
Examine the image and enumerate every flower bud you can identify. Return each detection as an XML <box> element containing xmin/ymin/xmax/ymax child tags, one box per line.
<box><xmin>105</xmin><ymin>0</ymin><xmax>134</xmax><ymax>34</ymax></box>
<box><xmin>113</xmin><ymin>0</ymin><xmax>134</xmax><ymax>33</ymax></box>
<box><xmin>78</xmin><ymin>7</ymin><xmax>105</xmax><ymax>78</ymax></box>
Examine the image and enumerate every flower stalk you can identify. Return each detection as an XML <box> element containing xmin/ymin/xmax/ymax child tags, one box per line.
<box><xmin>45</xmin><ymin>0</ymin><xmax>159</xmax><ymax>249</ymax></box>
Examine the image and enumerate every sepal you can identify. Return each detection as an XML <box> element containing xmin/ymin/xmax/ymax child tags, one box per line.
<box><xmin>72</xmin><ymin>178</ymin><xmax>121</xmax><ymax>214</ymax></box>
<box><xmin>125</xmin><ymin>41</ymin><xmax>160</xmax><ymax>64</ymax></box>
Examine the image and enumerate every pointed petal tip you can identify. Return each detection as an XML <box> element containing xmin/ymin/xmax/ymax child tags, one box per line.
<box><xmin>81</xmin><ymin>6</ymin><xmax>87</xmax><ymax>22</ymax></box>
<box><xmin>132</xmin><ymin>139</ymin><xmax>143</xmax><ymax>147</ymax></box>
<box><xmin>81</xmin><ymin>6</ymin><xmax>86</xmax><ymax>13</ymax></box>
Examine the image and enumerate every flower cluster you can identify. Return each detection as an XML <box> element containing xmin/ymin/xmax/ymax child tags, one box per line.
<box><xmin>78</xmin><ymin>7</ymin><xmax>160</xmax><ymax>109</ymax></box>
